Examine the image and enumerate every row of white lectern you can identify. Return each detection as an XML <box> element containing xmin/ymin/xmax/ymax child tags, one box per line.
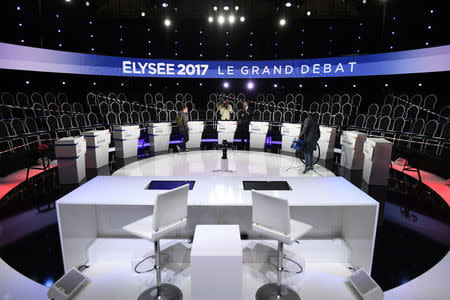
<box><xmin>55</xmin><ymin>126</ymin><xmax>140</xmax><ymax>184</ymax></box>
<box><xmin>55</xmin><ymin>122</ymin><xmax>392</xmax><ymax>186</ymax></box>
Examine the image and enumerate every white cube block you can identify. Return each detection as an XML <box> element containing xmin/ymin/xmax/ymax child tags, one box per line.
<box><xmin>191</xmin><ymin>225</ymin><xmax>242</xmax><ymax>300</ymax></box>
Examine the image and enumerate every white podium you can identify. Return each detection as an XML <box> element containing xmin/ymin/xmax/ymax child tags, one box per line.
<box><xmin>55</xmin><ymin>136</ymin><xmax>86</xmax><ymax>184</ymax></box>
<box><xmin>281</xmin><ymin>123</ymin><xmax>302</xmax><ymax>153</ymax></box>
<box><xmin>315</xmin><ymin>126</ymin><xmax>336</xmax><ymax>160</ymax></box>
<box><xmin>186</xmin><ymin>121</ymin><xmax>205</xmax><ymax>149</ymax></box>
<box><xmin>249</xmin><ymin>121</ymin><xmax>269</xmax><ymax>150</ymax></box>
<box><xmin>340</xmin><ymin>131</ymin><xmax>367</xmax><ymax>170</ymax></box>
<box><xmin>82</xmin><ymin>130</ymin><xmax>110</xmax><ymax>169</ymax></box>
<box><xmin>191</xmin><ymin>225</ymin><xmax>242</xmax><ymax>300</ymax></box>
<box><xmin>148</xmin><ymin>122</ymin><xmax>172</xmax><ymax>153</ymax></box>
<box><xmin>112</xmin><ymin>126</ymin><xmax>140</xmax><ymax>159</ymax></box>
<box><xmin>363</xmin><ymin>138</ymin><xmax>393</xmax><ymax>186</ymax></box>
<box><xmin>217</xmin><ymin>121</ymin><xmax>237</xmax><ymax>144</ymax></box>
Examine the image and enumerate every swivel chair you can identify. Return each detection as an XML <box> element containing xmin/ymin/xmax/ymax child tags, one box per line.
<box><xmin>123</xmin><ymin>184</ymin><xmax>189</xmax><ymax>300</ymax></box>
<box><xmin>252</xmin><ymin>190</ymin><xmax>312</xmax><ymax>300</ymax></box>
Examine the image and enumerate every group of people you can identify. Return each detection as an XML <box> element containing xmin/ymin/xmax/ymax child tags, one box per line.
<box><xmin>176</xmin><ymin>100</ymin><xmax>320</xmax><ymax>174</ymax></box>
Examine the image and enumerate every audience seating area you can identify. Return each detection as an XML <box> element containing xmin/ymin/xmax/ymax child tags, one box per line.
<box><xmin>1</xmin><ymin>90</ymin><xmax>448</xmax><ymax>178</ymax></box>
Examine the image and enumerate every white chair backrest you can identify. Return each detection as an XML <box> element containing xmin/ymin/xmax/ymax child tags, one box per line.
<box><xmin>252</xmin><ymin>190</ymin><xmax>291</xmax><ymax>234</ymax></box>
<box><xmin>153</xmin><ymin>184</ymin><xmax>189</xmax><ymax>231</ymax></box>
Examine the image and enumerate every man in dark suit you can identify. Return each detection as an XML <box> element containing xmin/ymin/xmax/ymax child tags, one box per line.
<box><xmin>238</xmin><ymin>100</ymin><xmax>253</xmax><ymax>150</ymax></box>
<box><xmin>299</xmin><ymin>113</ymin><xmax>321</xmax><ymax>173</ymax></box>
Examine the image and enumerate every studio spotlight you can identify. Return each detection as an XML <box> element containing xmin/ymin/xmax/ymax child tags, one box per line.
<box><xmin>224</xmin><ymin>6</ymin><xmax>229</xmax><ymax>11</ymax></box>
<box><xmin>162</xmin><ymin>2</ymin><xmax>168</xmax><ymax>8</ymax></box>
<box><xmin>208</xmin><ymin>16</ymin><xmax>214</xmax><ymax>23</ymax></box>
<box><xmin>85</xmin><ymin>1</ymin><xmax>90</xmax><ymax>6</ymax></box>
<box><xmin>218</xmin><ymin>15</ymin><xmax>225</xmax><ymax>24</ymax></box>
<box><xmin>306</xmin><ymin>11</ymin><xmax>311</xmax><ymax>16</ymax></box>
<box><xmin>235</xmin><ymin>6</ymin><xmax>239</xmax><ymax>10</ymax></box>
<box><xmin>247</xmin><ymin>81</ymin><xmax>254</xmax><ymax>90</ymax></box>
<box><xmin>274</xmin><ymin>83</ymin><xmax>278</xmax><ymax>88</ymax></box>
<box><xmin>240</xmin><ymin>16</ymin><xmax>245</xmax><ymax>22</ymax></box>
<box><xmin>141</xmin><ymin>12</ymin><xmax>146</xmax><ymax>17</ymax></box>
<box><xmin>213</xmin><ymin>6</ymin><xmax>218</xmax><ymax>11</ymax></box>
<box><xmin>229</xmin><ymin>15</ymin><xmax>235</xmax><ymax>24</ymax></box>
<box><xmin>285</xmin><ymin>2</ymin><xmax>292</xmax><ymax>7</ymax></box>
<box><xmin>279</xmin><ymin>18</ymin><xmax>286</xmax><ymax>26</ymax></box>
<box><xmin>164</xmin><ymin>19</ymin><xmax>171</xmax><ymax>27</ymax></box>
<box><xmin>25</xmin><ymin>81</ymin><xmax>30</xmax><ymax>85</ymax></box>
<box><xmin>223</xmin><ymin>81</ymin><xmax>230</xmax><ymax>88</ymax></box>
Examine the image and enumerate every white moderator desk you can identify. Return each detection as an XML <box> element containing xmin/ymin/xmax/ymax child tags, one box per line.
<box><xmin>56</xmin><ymin>176</ymin><xmax>379</xmax><ymax>276</ymax></box>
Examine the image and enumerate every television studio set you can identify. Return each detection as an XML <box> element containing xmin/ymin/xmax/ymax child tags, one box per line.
<box><xmin>0</xmin><ymin>0</ymin><xmax>449</xmax><ymax>299</ymax></box>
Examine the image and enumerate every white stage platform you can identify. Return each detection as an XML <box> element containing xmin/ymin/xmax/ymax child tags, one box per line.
<box><xmin>112</xmin><ymin>150</ymin><xmax>335</xmax><ymax>177</ymax></box>
<box><xmin>2</xmin><ymin>150</ymin><xmax>449</xmax><ymax>300</ymax></box>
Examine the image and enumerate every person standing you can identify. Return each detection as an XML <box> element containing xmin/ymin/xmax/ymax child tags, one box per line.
<box><xmin>299</xmin><ymin>113</ymin><xmax>320</xmax><ymax>173</ymax></box>
<box><xmin>176</xmin><ymin>106</ymin><xmax>190</xmax><ymax>152</ymax></box>
<box><xmin>218</xmin><ymin>101</ymin><xmax>234</xmax><ymax>120</ymax></box>
<box><xmin>238</xmin><ymin>100</ymin><xmax>253</xmax><ymax>150</ymax></box>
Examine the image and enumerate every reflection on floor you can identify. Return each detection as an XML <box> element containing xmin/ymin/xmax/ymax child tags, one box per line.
<box><xmin>0</xmin><ymin>151</ymin><xmax>449</xmax><ymax>292</ymax></box>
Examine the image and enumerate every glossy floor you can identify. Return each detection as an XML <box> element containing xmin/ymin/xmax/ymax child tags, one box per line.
<box><xmin>0</xmin><ymin>150</ymin><xmax>448</xmax><ymax>292</ymax></box>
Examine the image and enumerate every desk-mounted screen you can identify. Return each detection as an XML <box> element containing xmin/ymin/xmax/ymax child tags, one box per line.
<box><xmin>146</xmin><ymin>180</ymin><xmax>195</xmax><ymax>190</ymax></box>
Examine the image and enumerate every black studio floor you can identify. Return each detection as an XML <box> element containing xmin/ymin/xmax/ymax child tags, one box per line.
<box><xmin>0</xmin><ymin>152</ymin><xmax>449</xmax><ymax>292</ymax></box>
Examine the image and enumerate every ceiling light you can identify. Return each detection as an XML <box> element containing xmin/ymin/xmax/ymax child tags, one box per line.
<box><xmin>85</xmin><ymin>1</ymin><xmax>90</xmax><ymax>6</ymax></box>
<box><xmin>306</xmin><ymin>11</ymin><xmax>311</xmax><ymax>16</ymax></box>
<box><xmin>208</xmin><ymin>16</ymin><xmax>214</xmax><ymax>23</ymax></box>
<box><xmin>141</xmin><ymin>12</ymin><xmax>145</xmax><ymax>17</ymax></box>
<box><xmin>274</xmin><ymin>83</ymin><xmax>278</xmax><ymax>88</ymax></box>
<box><xmin>218</xmin><ymin>15</ymin><xmax>225</xmax><ymax>24</ymax></box>
<box><xmin>224</xmin><ymin>6</ymin><xmax>229</xmax><ymax>11</ymax></box>
<box><xmin>279</xmin><ymin>19</ymin><xmax>286</xmax><ymax>26</ymax></box>
<box><xmin>247</xmin><ymin>81</ymin><xmax>254</xmax><ymax>90</ymax></box>
<box><xmin>235</xmin><ymin>6</ymin><xmax>239</xmax><ymax>10</ymax></box>
<box><xmin>223</xmin><ymin>81</ymin><xmax>230</xmax><ymax>88</ymax></box>
<box><xmin>240</xmin><ymin>16</ymin><xmax>245</xmax><ymax>22</ymax></box>
<box><xmin>213</xmin><ymin>6</ymin><xmax>218</xmax><ymax>11</ymax></box>
<box><xmin>164</xmin><ymin>19</ymin><xmax>171</xmax><ymax>27</ymax></box>
<box><xmin>285</xmin><ymin>2</ymin><xmax>292</xmax><ymax>7</ymax></box>
<box><xmin>228</xmin><ymin>15</ymin><xmax>235</xmax><ymax>24</ymax></box>
<box><xmin>162</xmin><ymin>2</ymin><xmax>168</xmax><ymax>8</ymax></box>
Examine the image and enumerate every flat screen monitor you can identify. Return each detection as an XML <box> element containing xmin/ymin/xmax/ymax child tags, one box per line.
<box><xmin>146</xmin><ymin>180</ymin><xmax>195</xmax><ymax>190</ymax></box>
<box><xmin>243</xmin><ymin>181</ymin><xmax>292</xmax><ymax>190</ymax></box>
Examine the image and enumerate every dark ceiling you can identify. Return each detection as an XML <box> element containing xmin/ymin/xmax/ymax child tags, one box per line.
<box><xmin>0</xmin><ymin>0</ymin><xmax>447</xmax><ymax>60</ymax></box>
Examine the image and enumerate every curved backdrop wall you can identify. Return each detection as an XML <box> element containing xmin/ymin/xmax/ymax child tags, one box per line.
<box><xmin>0</xmin><ymin>42</ymin><xmax>449</xmax><ymax>78</ymax></box>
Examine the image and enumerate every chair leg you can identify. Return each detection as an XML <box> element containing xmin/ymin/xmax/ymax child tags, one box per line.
<box><xmin>255</xmin><ymin>241</ymin><xmax>300</xmax><ymax>300</ymax></box>
<box><xmin>137</xmin><ymin>240</ymin><xmax>183</xmax><ymax>300</ymax></box>
<box><xmin>276</xmin><ymin>242</ymin><xmax>284</xmax><ymax>296</ymax></box>
<box><xmin>155</xmin><ymin>240</ymin><xmax>162</xmax><ymax>296</ymax></box>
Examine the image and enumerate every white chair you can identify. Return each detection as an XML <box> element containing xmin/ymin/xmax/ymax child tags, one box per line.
<box><xmin>252</xmin><ymin>190</ymin><xmax>312</xmax><ymax>300</ymax></box>
<box><xmin>123</xmin><ymin>184</ymin><xmax>189</xmax><ymax>300</ymax></box>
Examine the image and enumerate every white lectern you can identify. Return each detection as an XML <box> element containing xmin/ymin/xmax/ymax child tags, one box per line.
<box><xmin>249</xmin><ymin>121</ymin><xmax>269</xmax><ymax>150</ymax></box>
<box><xmin>363</xmin><ymin>137</ymin><xmax>393</xmax><ymax>186</ymax></box>
<box><xmin>82</xmin><ymin>130</ymin><xmax>110</xmax><ymax>169</ymax></box>
<box><xmin>55</xmin><ymin>136</ymin><xmax>86</xmax><ymax>184</ymax></box>
<box><xmin>217</xmin><ymin>121</ymin><xmax>237</xmax><ymax>144</ymax></box>
<box><xmin>186</xmin><ymin>121</ymin><xmax>205</xmax><ymax>149</ymax></box>
<box><xmin>315</xmin><ymin>126</ymin><xmax>336</xmax><ymax>160</ymax></box>
<box><xmin>191</xmin><ymin>225</ymin><xmax>242</xmax><ymax>300</ymax></box>
<box><xmin>148</xmin><ymin>122</ymin><xmax>172</xmax><ymax>153</ymax></box>
<box><xmin>340</xmin><ymin>131</ymin><xmax>367</xmax><ymax>170</ymax></box>
<box><xmin>281</xmin><ymin>123</ymin><xmax>302</xmax><ymax>153</ymax></box>
<box><xmin>112</xmin><ymin>125</ymin><xmax>140</xmax><ymax>159</ymax></box>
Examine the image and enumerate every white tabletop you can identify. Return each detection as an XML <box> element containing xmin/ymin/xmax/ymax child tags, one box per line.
<box><xmin>56</xmin><ymin>176</ymin><xmax>378</xmax><ymax>207</ymax></box>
